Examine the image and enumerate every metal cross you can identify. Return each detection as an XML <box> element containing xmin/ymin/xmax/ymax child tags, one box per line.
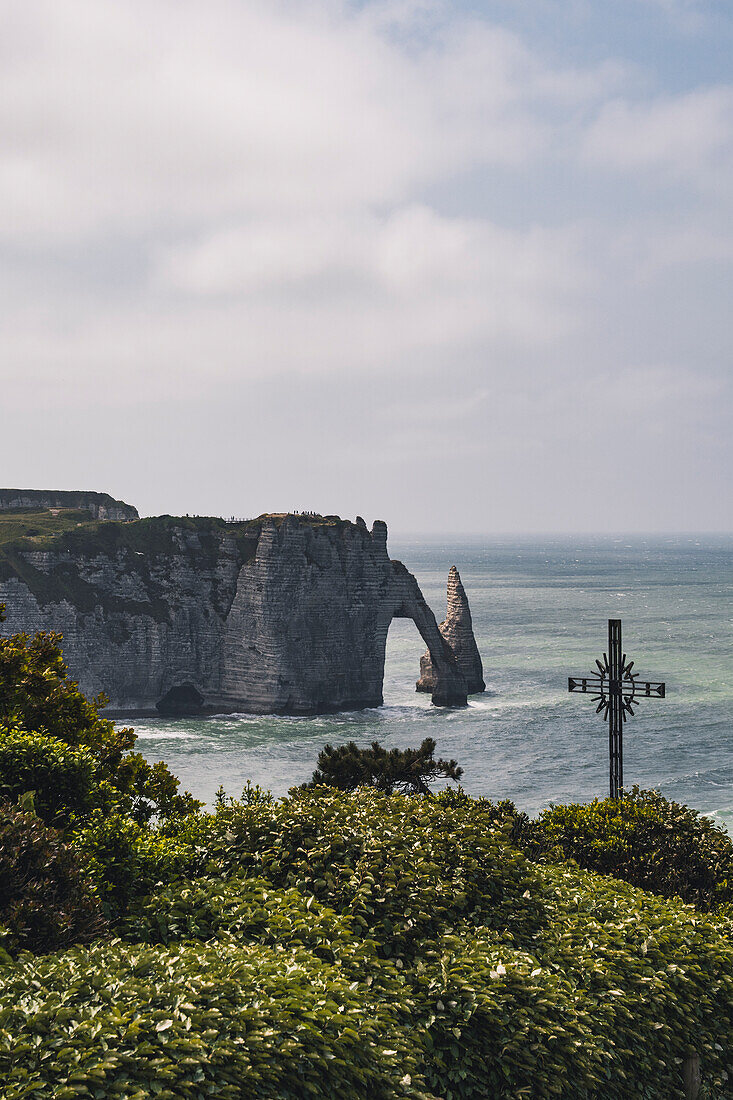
<box><xmin>568</xmin><ymin>619</ymin><xmax>666</xmax><ymax>799</ymax></box>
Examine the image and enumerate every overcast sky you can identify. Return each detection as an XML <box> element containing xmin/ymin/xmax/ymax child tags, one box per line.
<box><xmin>1</xmin><ymin>0</ymin><xmax>731</xmax><ymax>534</ymax></box>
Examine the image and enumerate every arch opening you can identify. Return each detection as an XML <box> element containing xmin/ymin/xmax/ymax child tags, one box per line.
<box><xmin>384</xmin><ymin>617</ymin><xmax>436</xmax><ymax>707</ymax></box>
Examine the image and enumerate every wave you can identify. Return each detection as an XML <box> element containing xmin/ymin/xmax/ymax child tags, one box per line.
<box><xmin>134</xmin><ymin>730</ymin><xmax>199</xmax><ymax>741</ymax></box>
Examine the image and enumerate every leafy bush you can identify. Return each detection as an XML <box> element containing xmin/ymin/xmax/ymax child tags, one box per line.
<box><xmin>3</xmin><ymin>834</ymin><xmax>733</xmax><ymax>1097</ymax></box>
<box><xmin>118</xmin><ymin>857</ymin><xmax>733</xmax><ymax>1097</ymax></box>
<box><xmin>0</xmin><ymin>939</ymin><xmax>421</xmax><ymax>1100</ymax></box>
<box><xmin>0</xmin><ymin>611</ymin><xmax>199</xmax><ymax>822</ymax></box>
<box><xmin>189</xmin><ymin>786</ymin><xmax>545</xmax><ymax>958</ymax></box>
<box><xmin>0</xmin><ymin>801</ymin><xmax>105</xmax><ymax>955</ymax></box>
<box><xmin>3</xmin><ymin>606</ymin><xmax>733</xmax><ymax>1097</ymax></box>
<box><xmin>72</xmin><ymin>810</ymin><xmax>197</xmax><ymax>921</ymax></box>
<box><xmin>305</xmin><ymin>737</ymin><xmax>463</xmax><ymax>794</ymax></box>
<box><xmin>0</xmin><ymin>727</ymin><xmax>97</xmax><ymax>824</ymax></box>
<box><xmin>409</xmin><ymin>865</ymin><xmax>733</xmax><ymax>1099</ymax></box>
<box><xmin>531</xmin><ymin>787</ymin><xmax>733</xmax><ymax>909</ymax></box>
<box><xmin>120</xmin><ymin>874</ymin><xmax>379</xmax><ymax>979</ymax></box>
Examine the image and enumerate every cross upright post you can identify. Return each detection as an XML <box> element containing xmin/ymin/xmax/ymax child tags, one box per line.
<box><xmin>569</xmin><ymin>618</ymin><xmax>666</xmax><ymax>800</ymax></box>
<box><xmin>608</xmin><ymin>618</ymin><xmax>623</xmax><ymax>800</ymax></box>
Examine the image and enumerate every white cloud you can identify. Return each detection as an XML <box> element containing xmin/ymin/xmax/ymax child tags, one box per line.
<box><xmin>156</xmin><ymin>204</ymin><xmax>587</xmax><ymax>312</ymax></box>
<box><xmin>0</xmin><ymin>0</ymin><xmax>604</xmax><ymax>396</ymax></box>
<box><xmin>0</xmin><ymin>0</ymin><xmax>582</xmax><ymax>244</ymax></box>
<box><xmin>1</xmin><ymin>207</ymin><xmax>589</xmax><ymax>403</ymax></box>
<box><xmin>0</xmin><ymin>0</ymin><xmax>731</xmax><ymax>530</ymax></box>
<box><xmin>582</xmin><ymin>86</ymin><xmax>733</xmax><ymax>183</ymax></box>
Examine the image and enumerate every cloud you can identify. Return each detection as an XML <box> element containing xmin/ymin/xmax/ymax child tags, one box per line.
<box><xmin>1</xmin><ymin>208</ymin><xmax>590</xmax><ymax>404</ymax></box>
<box><xmin>582</xmin><ymin>86</ymin><xmax>733</xmax><ymax>184</ymax></box>
<box><xmin>0</xmin><ymin>0</ymin><xmax>604</xmax><ymax>398</ymax></box>
<box><xmin>0</xmin><ymin>0</ymin><xmax>731</xmax><ymax>530</ymax></box>
<box><xmin>0</xmin><ymin>0</ymin><xmax>581</xmax><ymax>245</ymax></box>
<box><xmin>154</xmin><ymin>204</ymin><xmax>588</xmax><ymax>337</ymax></box>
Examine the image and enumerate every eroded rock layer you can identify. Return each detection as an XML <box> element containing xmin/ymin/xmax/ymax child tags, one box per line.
<box><xmin>0</xmin><ymin>509</ymin><xmax>480</xmax><ymax>714</ymax></box>
<box><xmin>416</xmin><ymin>565</ymin><xmax>485</xmax><ymax>696</ymax></box>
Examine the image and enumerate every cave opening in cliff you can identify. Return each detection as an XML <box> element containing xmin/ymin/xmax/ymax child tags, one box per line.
<box><xmin>156</xmin><ymin>683</ymin><xmax>205</xmax><ymax>716</ymax></box>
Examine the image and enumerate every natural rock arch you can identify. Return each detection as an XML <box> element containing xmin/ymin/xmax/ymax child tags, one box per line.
<box><xmin>0</xmin><ymin>505</ymin><xmax>482</xmax><ymax>715</ymax></box>
<box><xmin>388</xmin><ymin>561</ymin><xmax>467</xmax><ymax>707</ymax></box>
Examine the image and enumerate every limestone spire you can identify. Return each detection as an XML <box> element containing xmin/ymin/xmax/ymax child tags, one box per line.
<box><xmin>416</xmin><ymin>566</ymin><xmax>485</xmax><ymax>695</ymax></box>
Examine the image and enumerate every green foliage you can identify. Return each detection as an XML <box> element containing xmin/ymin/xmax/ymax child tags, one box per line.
<box><xmin>0</xmin><ymin>508</ymin><xmax>93</xmax><ymax>548</ymax></box>
<box><xmin>531</xmin><ymin>787</ymin><xmax>733</xmax><ymax>909</ymax></box>
<box><xmin>0</xmin><ymin>801</ymin><xmax>105</xmax><ymax>955</ymax></box>
<box><xmin>120</xmin><ymin>874</ymin><xmax>376</xmax><ymax>975</ymax></box>
<box><xmin>72</xmin><ymin>811</ymin><xmax>196</xmax><ymax>921</ymax></box>
<box><xmin>0</xmin><ymin>515</ymin><xmax>261</xmax><ymax>617</ymax></box>
<box><xmin>411</xmin><ymin>866</ymin><xmax>733</xmax><ymax>1099</ymax></box>
<box><xmin>0</xmin><ymin>938</ymin><xmax>421</xmax><ymax>1100</ymax></box>
<box><xmin>191</xmin><ymin>786</ymin><xmax>544</xmax><ymax>959</ymax></box>
<box><xmin>3</xmin><ymin>617</ymin><xmax>733</xmax><ymax>1096</ymax></box>
<box><xmin>0</xmin><ymin>727</ymin><xmax>97</xmax><ymax>824</ymax></box>
<box><xmin>0</xmin><ymin>612</ymin><xmax>199</xmax><ymax>823</ymax></box>
<box><xmin>305</xmin><ymin>737</ymin><xmax>463</xmax><ymax>794</ymax></box>
<box><xmin>3</xmin><ymin>813</ymin><xmax>733</xmax><ymax>1097</ymax></box>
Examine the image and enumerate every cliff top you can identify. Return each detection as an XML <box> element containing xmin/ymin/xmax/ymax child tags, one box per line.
<box><xmin>0</xmin><ymin>508</ymin><xmax>95</xmax><ymax>549</ymax></box>
<box><xmin>0</xmin><ymin>509</ymin><xmax>384</xmax><ymax>616</ymax></box>
<box><xmin>0</xmin><ymin>489</ymin><xmax>139</xmax><ymax>521</ymax></box>
<box><xmin>0</xmin><ymin>508</ymin><xmax>374</xmax><ymax>561</ymax></box>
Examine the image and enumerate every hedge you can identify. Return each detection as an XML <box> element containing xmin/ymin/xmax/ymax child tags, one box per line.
<box><xmin>531</xmin><ymin>786</ymin><xmax>733</xmax><ymax>908</ymax></box>
<box><xmin>177</xmin><ymin>786</ymin><xmax>545</xmax><ymax>958</ymax></box>
<box><xmin>3</xmin><ymin>853</ymin><xmax>733</xmax><ymax>1097</ymax></box>
<box><xmin>0</xmin><ymin>939</ymin><xmax>422</xmax><ymax>1100</ymax></box>
<box><xmin>0</xmin><ymin>727</ymin><xmax>97</xmax><ymax>824</ymax></box>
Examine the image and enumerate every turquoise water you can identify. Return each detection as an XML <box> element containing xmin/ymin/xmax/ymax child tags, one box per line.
<box><xmin>133</xmin><ymin>535</ymin><xmax>733</xmax><ymax>825</ymax></box>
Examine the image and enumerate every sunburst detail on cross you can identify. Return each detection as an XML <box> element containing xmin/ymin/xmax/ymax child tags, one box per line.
<box><xmin>569</xmin><ymin>619</ymin><xmax>666</xmax><ymax>799</ymax></box>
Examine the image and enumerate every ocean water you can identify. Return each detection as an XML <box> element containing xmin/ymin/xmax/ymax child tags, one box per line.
<box><xmin>132</xmin><ymin>535</ymin><xmax>733</xmax><ymax>826</ymax></box>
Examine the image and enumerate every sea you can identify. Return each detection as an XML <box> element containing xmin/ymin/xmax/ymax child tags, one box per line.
<box><xmin>131</xmin><ymin>535</ymin><xmax>733</xmax><ymax>828</ymax></box>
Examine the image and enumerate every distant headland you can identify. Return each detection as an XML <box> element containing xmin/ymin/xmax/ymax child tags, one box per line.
<box><xmin>0</xmin><ymin>488</ymin><xmax>139</xmax><ymax>523</ymax></box>
<box><xmin>0</xmin><ymin>491</ymin><xmax>484</xmax><ymax>716</ymax></box>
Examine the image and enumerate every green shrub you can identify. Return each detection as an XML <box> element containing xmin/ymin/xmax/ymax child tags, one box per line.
<box><xmin>0</xmin><ymin>727</ymin><xmax>97</xmax><ymax>824</ymax></box>
<box><xmin>305</xmin><ymin>738</ymin><xmax>463</xmax><ymax>794</ymax></box>
<box><xmin>190</xmin><ymin>786</ymin><xmax>545</xmax><ymax>957</ymax></box>
<box><xmin>3</xmin><ymin>836</ymin><xmax>733</xmax><ymax>1097</ymax></box>
<box><xmin>408</xmin><ymin>864</ymin><xmax>733</xmax><ymax>1099</ymax></box>
<box><xmin>72</xmin><ymin>810</ymin><xmax>197</xmax><ymax>921</ymax></box>
<box><xmin>120</xmin><ymin>874</ymin><xmax>380</xmax><ymax>978</ymax></box>
<box><xmin>0</xmin><ymin>614</ymin><xmax>200</xmax><ymax>822</ymax></box>
<box><xmin>532</xmin><ymin>787</ymin><xmax>733</xmax><ymax>909</ymax></box>
<box><xmin>0</xmin><ymin>801</ymin><xmax>105</xmax><ymax>955</ymax></box>
<box><xmin>0</xmin><ymin>939</ymin><xmax>422</xmax><ymax>1100</ymax></box>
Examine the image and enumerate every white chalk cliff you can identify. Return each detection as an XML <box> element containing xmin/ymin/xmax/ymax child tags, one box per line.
<box><xmin>0</xmin><ymin>508</ymin><xmax>484</xmax><ymax>715</ymax></box>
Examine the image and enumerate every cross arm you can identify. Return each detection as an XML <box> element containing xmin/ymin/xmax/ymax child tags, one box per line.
<box><xmin>568</xmin><ymin>676</ymin><xmax>665</xmax><ymax>698</ymax></box>
<box><xmin>631</xmin><ymin>680</ymin><xmax>665</xmax><ymax>698</ymax></box>
<box><xmin>568</xmin><ymin>676</ymin><xmax>602</xmax><ymax>693</ymax></box>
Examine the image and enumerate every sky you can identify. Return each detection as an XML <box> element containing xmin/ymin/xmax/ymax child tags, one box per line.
<box><xmin>1</xmin><ymin>0</ymin><xmax>732</xmax><ymax>535</ymax></box>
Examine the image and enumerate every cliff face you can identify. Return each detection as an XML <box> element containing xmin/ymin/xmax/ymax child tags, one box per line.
<box><xmin>416</xmin><ymin>566</ymin><xmax>485</xmax><ymax>696</ymax></box>
<box><xmin>0</xmin><ymin>510</ymin><xmax>479</xmax><ymax>715</ymax></box>
<box><xmin>0</xmin><ymin>489</ymin><xmax>138</xmax><ymax>522</ymax></box>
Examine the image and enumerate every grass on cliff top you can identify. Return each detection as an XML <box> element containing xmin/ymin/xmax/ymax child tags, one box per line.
<box><xmin>0</xmin><ymin>512</ymin><xmax>253</xmax><ymax>556</ymax></box>
<box><xmin>0</xmin><ymin>509</ymin><xmax>95</xmax><ymax>549</ymax></box>
<box><xmin>256</xmin><ymin>513</ymin><xmax>357</xmax><ymax>531</ymax></box>
<box><xmin>0</xmin><ymin>513</ymin><xmax>261</xmax><ymax>614</ymax></box>
<box><xmin>0</xmin><ymin>511</ymin><xmax>362</xmax><ymax>612</ymax></box>
<box><xmin>0</xmin><ymin>509</ymin><xmax>356</xmax><ymax>555</ymax></box>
